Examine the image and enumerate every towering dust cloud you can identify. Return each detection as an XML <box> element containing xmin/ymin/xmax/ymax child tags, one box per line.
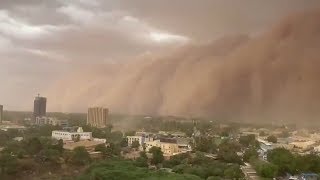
<box><xmin>48</xmin><ymin>9</ymin><xmax>320</xmax><ymax>123</ymax></box>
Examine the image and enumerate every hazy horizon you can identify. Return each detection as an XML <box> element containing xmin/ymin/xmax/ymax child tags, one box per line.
<box><xmin>1</xmin><ymin>1</ymin><xmax>320</xmax><ymax>123</ymax></box>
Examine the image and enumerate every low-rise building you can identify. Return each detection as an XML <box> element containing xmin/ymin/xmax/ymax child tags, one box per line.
<box><xmin>290</xmin><ymin>141</ymin><xmax>316</xmax><ymax>152</ymax></box>
<box><xmin>314</xmin><ymin>145</ymin><xmax>320</xmax><ymax>153</ymax></box>
<box><xmin>0</xmin><ymin>124</ymin><xmax>26</xmax><ymax>131</ymax></box>
<box><xmin>13</xmin><ymin>137</ymin><xmax>23</xmax><ymax>141</ymax></box>
<box><xmin>176</xmin><ymin>138</ymin><xmax>192</xmax><ymax>152</ymax></box>
<box><xmin>299</xmin><ymin>173</ymin><xmax>319</xmax><ymax>180</ymax></box>
<box><xmin>35</xmin><ymin>117</ymin><xmax>69</xmax><ymax>127</ymax></box>
<box><xmin>145</xmin><ymin>139</ymin><xmax>180</xmax><ymax>156</ymax></box>
<box><xmin>52</xmin><ymin>127</ymin><xmax>92</xmax><ymax>141</ymax></box>
<box><xmin>127</xmin><ymin>132</ymin><xmax>153</xmax><ymax>148</ymax></box>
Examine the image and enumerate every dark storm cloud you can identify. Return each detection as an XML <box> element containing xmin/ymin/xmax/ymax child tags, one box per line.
<box><xmin>1</xmin><ymin>0</ymin><xmax>320</xmax><ymax>110</ymax></box>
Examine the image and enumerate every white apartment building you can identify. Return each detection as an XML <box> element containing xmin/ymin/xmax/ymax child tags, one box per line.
<box><xmin>52</xmin><ymin>127</ymin><xmax>92</xmax><ymax>141</ymax></box>
<box><xmin>127</xmin><ymin>135</ymin><xmax>153</xmax><ymax>147</ymax></box>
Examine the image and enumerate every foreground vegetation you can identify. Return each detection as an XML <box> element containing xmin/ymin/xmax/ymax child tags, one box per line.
<box><xmin>78</xmin><ymin>159</ymin><xmax>201</xmax><ymax>180</ymax></box>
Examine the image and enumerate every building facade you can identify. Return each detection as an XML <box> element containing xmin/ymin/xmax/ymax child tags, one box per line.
<box><xmin>145</xmin><ymin>139</ymin><xmax>180</xmax><ymax>156</ymax></box>
<box><xmin>35</xmin><ymin>117</ymin><xmax>69</xmax><ymax>127</ymax></box>
<box><xmin>0</xmin><ymin>105</ymin><xmax>3</xmax><ymax>123</ymax></box>
<box><xmin>52</xmin><ymin>127</ymin><xmax>92</xmax><ymax>141</ymax></box>
<box><xmin>87</xmin><ymin>107</ymin><xmax>108</xmax><ymax>128</ymax></box>
<box><xmin>33</xmin><ymin>95</ymin><xmax>47</xmax><ymax>118</ymax></box>
<box><xmin>127</xmin><ymin>135</ymin><xmax>153</xmax><ymax>147</ymax></box>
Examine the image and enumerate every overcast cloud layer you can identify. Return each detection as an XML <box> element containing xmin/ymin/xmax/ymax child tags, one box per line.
<box><xmin>0</xmin><ymin>0</ymin><xmax>320</xmax><ymax>111</ymax></box>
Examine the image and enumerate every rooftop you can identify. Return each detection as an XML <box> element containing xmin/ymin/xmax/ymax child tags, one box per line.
<box><xmin>159</xmin><ymin>138</ymin><xmax>177</xmax><ymax>144</ymax></box>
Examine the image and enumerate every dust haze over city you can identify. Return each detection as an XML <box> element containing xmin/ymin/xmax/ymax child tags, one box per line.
<box><xmin>1</xmin><ymin>0</ymin><xmax>320</xmax><ymax>124</ymax></box>
<box><xmin>2</xmin><ymin>1</ymin><xmax>320</xmax><ymax>180</ymax></box>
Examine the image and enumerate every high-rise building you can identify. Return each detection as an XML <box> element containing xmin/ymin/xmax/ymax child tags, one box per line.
<box><xmin>0</xmin><ymin>105</ymin><xmax>3</xmax><ymax>123</ymax></box>
<box><xmin>87</xmin><ymin>107</ymin><xmax>108</xmax><ymax>128</ymax></box>
<box><xmin>33</xmin><ymin>94</ymin><xmax>47</xmax><ymax>118</ymax></box>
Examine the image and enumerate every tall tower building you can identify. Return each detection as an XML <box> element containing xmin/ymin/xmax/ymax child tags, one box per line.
<box><xmin>33</xmin><ymin>94</ymin><xmax>47</xmax><ymax>118</ymax></box>
<box><xmin>87</xmin><ymin>107</ymin><xmax>108</xmax><ymax>128</ymax></box>
<box><xmin>0</xmin><ymin>105</ymin><xmax>3</xmax><ymax>123</ymax></box>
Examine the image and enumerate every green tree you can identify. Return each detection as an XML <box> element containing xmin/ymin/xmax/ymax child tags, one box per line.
<box><xmin>2</xmin><ymin>141</ymin><xmax>26</xmax><ymax>158</ymax></box>
<box><xmin>125</xmin><ymin>131</ymin><xmax>136</xmax><ymax>136</ymax></box>
<box><xmin>259</xmin><ymin>131</ymin><xmax>267</xmax><ymax>136</ymax></box>
<box><xmin>194</xmin><ymin>137</ymin><xmax>217</xmax><ymax>153</ymax></box>
<box><xmin>243</xmin><ymin>147</ymin><xmax>258</xmax><ymax>162</ymax></box>
<box><xmin>250</xmin><ymin>158</ymin><xmax>278</xmax><ymax>178</ymax></box>
<box><xmin>207</xmin><ymin>176</ymin><xmax>223</xmax><ymax>180</ymax></box>
<box><xmin>267</xmin><ymin>148</ymin><xmax>295</xmax><ymax>175</ymax></box>
<box><xmin>259</xmin><ymin>163</ymin><xmax>279</xmax><ymax>178</ymax></box>
<box><xmin>131</xmin><ymin>140</ymin><xmax>140</xmax><ymax>149</ymax></box>
<box><xmin>120</xmin><ymin>138</ymin><xmax>128</xmax><ymax>147</ymax></box>
<box><xmin>25</xmin><ymin>137</ymin><xmax>43</xmax><ymax>155</ymax></box>
<box><xmin>70</xmin><ymin>146</ymin><xmax>91</xmax><ymax>166</ymax></box>
<box><xmin>223</xmin><ymin>164</ymin><xmax>244</xmax><ymax>179</ymax></box>
<box><xmin>95</xmin><ymin>144</ymin><xmax>108</xmax><ymax>158</ymax></box>
<box><xmin>239</xmin><ymin>135</ymin><xmax>257</xmax><ymax>148</ymax></box>
<box><xmin>267</xmin><ymin>135</ymin><xmax>277</xmax><ymax>143</ymax></box>
<box><xmin>218</xmin><ymin>141</ymin><xmax>242</xmax><ymax>164</ymax></box>
<box><xmin>0</xmin><ymin>131</ymin><xmax>10</xmax><ymax>146</ymax></box>
<box><xmin>163</xmin><ymin>153</ymin><xmax>190</xmax><ymax>168</ymax></box>
<box><xmin>55</xmin><ymin>139</ymin><xmax>64</xmax><ymax>154</ymax></box>
<box><xmin>106</xmin><ymin>131</ymin><xmax>123</xmax><ymax>144</ymax></box>
<box><xmin>106</xmin><ymin>143</ymin><xmax>121</xmax><ymax>156</ymax></box>
<box><xmin>37</xmin><ymin>148</ymin><xmax>61</xmax><ymax>165</ymax></box>
<box><xmin>72</xmin><ymin>134</ymin><xmax>80</xmax><ymax>142</ymax></box>
<box><xmin>0</xmin><ymin>153</ymin><xmax>18</xmax><ymax>175</ymax></box>
<box><xmin>135</xmin><ymin>151</ymin><xmax>148</xmax><ymax>167</ymax></box>
<box><xmin>295</xmin><ymin>154</ymin><xmax>320</xmax><ymax>173</ymax></box>
<box><xmin>149</xmin><ymin>147</ymin><xmax>164</xmax><ymax>165</ymax></box>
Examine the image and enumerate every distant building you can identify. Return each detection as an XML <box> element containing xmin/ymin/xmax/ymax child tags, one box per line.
<box><xmin>33</xmin><ymin>95</ymin><xmax>47</xmax><ymax>119</ymax></box>
<box><xmin>87</xmin><ymin>107</ymin><xmax>108</xmax><ymax>128</ymax></box>
<box><xmin>52</xmin><ymin>127</ymin><xmax>92</xmax><ymax>141</ymax></box>
<box><xmin>13</xmin><ymin>137</ymin><xmax>23</xmax><ymax>141</ymax></box>
<box><xmin>35</xmin><ymin>117</ymin><xmax>69</xmax><ymax>127</ymax></box>
<box><xmin>290</xmin><ymin>140</ymin><xmax>316</xmax><ymax>152</ymax></box>
<box><xmin>127</xmin><ymin>133</ymin><xmax>153</xmax><ymax>149</ymax></box>
<box><xmin>145</xmin><ymin>138</ymin><xmax>181</xmax><ymax>156</ymax></box>
<box><xmin>299</xmin><ymin>173</ymin><xmax>319</xmax><ymax>180</ymax></box>
<box><xmin>0</xmin><ymin>105</ymin><xmax>3</xmax><ymax>123</ymax></box>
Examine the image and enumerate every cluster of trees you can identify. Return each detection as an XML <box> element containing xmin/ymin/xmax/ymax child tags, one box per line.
<box><xmin>162</xmin><ymin>152</ymin><xmax>244</xmax><ymax>179</ymax></box>
<box><xmin>249</xmin><ymin>148</ymin><xmax>320</xmax><ymax>178</ymax></box>
<box><xmin>81</xmin><ymin>149</ymin><xmax>244</xmax><ymax>179</ymax></box>
<box><xmin>94</xmin><ymin>143</ymin><xmax>121</xmax><ymax>158</ymax></box>
<box><xmin>0</xmin><ymin>137</ymin><xmax>64</xmax><ymax>177</ymax></box>
<box><xmin>82</xmin><ymin>125</ymin><xmax>125</xmax><ymax>145</ymax></box>
<box><xmin>266</xmin><ymin>135</ymin><xmax>277</xmax><ymax>143</ymax></box>
<box><xmin>268</xmin><ymin>148</ymin><xmax>320</xmax><ymax>175</ymax></box>
<box><xmin>250</xmin><ymin>158</ymin><xmax>279</xmax><ymax>178</ymax></box>
<box><xmin>239</xmin><ymin>134</ymin><xmax>260</xmax><ymax>149</ymax></box>
<box><xmin>0</xmin><ymin>127</ymin><xmax>95</xmax><ymax>179</ymax></box>
<box><xmin>0</xmin><ymin>129</ymin><xmax>23</xmax><ymax>146</ymax></box>
<box><xmin>78</xmin><ymin>159</ymin><xmax>201</xmax><ymax>180</ymax></box>
<box><xmin>194</xmin><ymin>136</ymin><xmax>217</xmax><ymax>154</ymax></box>
<box><xmin>132</xmin><ymin>147</ymin><xmax>165</xmax><ymax>168</ymax></box>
